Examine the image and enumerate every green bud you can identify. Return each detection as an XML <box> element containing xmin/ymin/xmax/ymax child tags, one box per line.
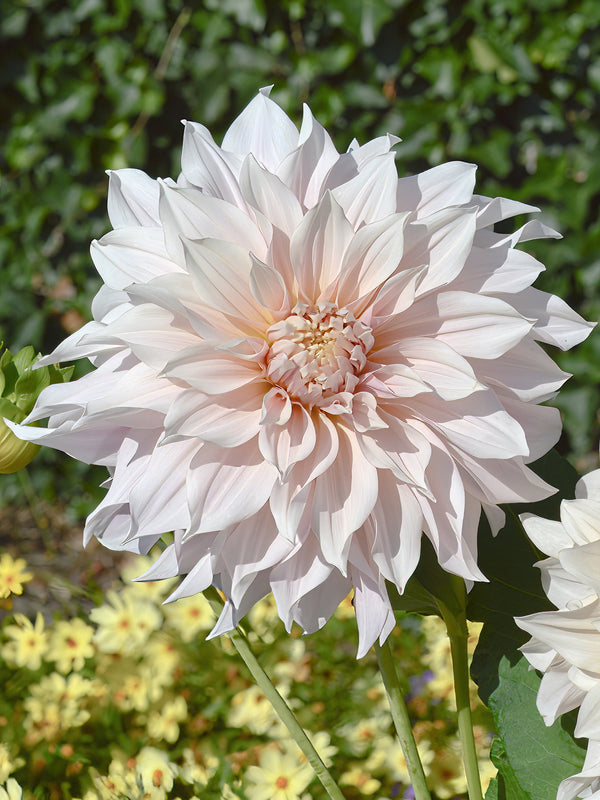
<box><xmin>0</xmin><ymin>343</ymin><xmax>73</xmax><ymax>474</ymax></box>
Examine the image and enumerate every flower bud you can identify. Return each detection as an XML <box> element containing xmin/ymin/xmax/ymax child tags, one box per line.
<box><xmin>0</xmin><ymin>343</ymin><xmax>72</xmax><ymax>473</ymax></box>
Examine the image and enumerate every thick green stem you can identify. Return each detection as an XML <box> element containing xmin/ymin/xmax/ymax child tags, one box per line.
<box><xmin>375</xmin><ymin>639</ymin><xmax>432</xmax><ymax>800</ymax></box>
<box><xmin>448</xmin><ymin>629</ymin><xmax>484</xmax><ymax>800</ymax></box>
<box><xmin>204</xmin><ymin>587</ymin><xmax>345</xmax><ymax>800</ymax></box>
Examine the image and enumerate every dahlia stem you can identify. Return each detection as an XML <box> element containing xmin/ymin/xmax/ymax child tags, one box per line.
<box><xmin>448</xmin><ymin>626</ymin><xmax>483</xmax><ymax>800</ymax></box>
<box><xmin>375</xmin><ymin>639</ymin><xmax>432</xmax><ymax>800</ymax></box>
<box><xmin>203</xmin><ymin>587</ymin><xmax>345</xmax><ymax>800</ymax></box>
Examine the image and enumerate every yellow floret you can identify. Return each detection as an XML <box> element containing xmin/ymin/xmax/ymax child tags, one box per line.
<box><xmin>147</xmin><ymin>695</ymin><xmax>188</xmax><ymax>743</ymax></box>
<box><xmin>340</xmin><ymin>764</ymin><xmax>381</xmax><ymax>795</ymax></box>
<box><xmin>90</xmin><ymin>590</ymin><xmax>162</xmax><ymax>655</ymax></box>
<box><xmin>162</xmin><ymin>593</ymin><xmax>215</xmax><ymax>642</ymax></box>
<box><xmin>1</xmin><ymin>612</ymin><xmax>48</xmax><ymax>670</ymax></box>
<box><xmin>244</xmin><ymin>747</ymin><xmax>313</xmax><ymax>800</ymax></box>
<box><xmin>0</xmin><ymin>778</ymin><xmax>23</xmax><ymax>800</ymax></box>
<box><xmin>0</xmin><ymin>744</ymin><xmax>24</xmax><ymax>784</ymax></box>
<box><xmin>0</xmin><ymin>554</ymin><xmax>33</xmax><ymax>599</ymax></box>
<box><xmin>47</xmin><ymin>618</ymin><xmax>95</xmax><ymax>673</ymax></box>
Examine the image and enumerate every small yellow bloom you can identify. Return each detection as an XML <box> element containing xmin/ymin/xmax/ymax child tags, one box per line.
<box><xmin>340</xmin><ymin>764</ymin><xmax>381</xmax><ymax>795</ymax></box>
<box><xmin>244</xmin><ymin>748</ymin><xmax>313</xmax><ymax>800</ymax></box>
<box><xmin>336</xmin><ymin>714</ymin><xmax>391</xmax><ymax>756</ymax></box>
<box><xmin>143</xmin><ymin>634</ymin><xmax>180</xmax><ymax>687</ymax></box>
<box><xmin>90</xmin><ymin>590</ymin><xmax>162</xmax><ymax>655</ymax></box>
<box><xmin>0</xmin><ymin>744</ymin><xmax>24</xmax><ymax>784</ymax></box>
<box><xmin>163</xmin><ymin>593</ymin><xmax>215</xmax><ymax>642</ymax></box>
<box><xmin>0</xmin><ymin>778</ymin><xmax>23</xmax><ymax>800</ymax></box>
<box><xmin>228</xmin><ymin>685</ymin><xmax>289</xmax><ymax>735</ymax></box>
<box><xmin>366</xmin><ymin>734</ymin><xmax>434</xmax><ymax>783</ymax></box>
<box><xmin>1</xmin><ymin>612</ymin><xmax>48</xmax><ymax>670</ymax></box>
<box><xmin>426</xmin><ymin>736</ymin><xmax>468</xmax><ymax>799</ymax></box>
<box><xmin>178</xmin><ymin>746</ymin><xmax>219</xmax><ymax>787</ymax></box>
<box><xmin>47</xmin><ymin>618</ymin><xmax>94</xmax><ymax>673</ymax></box>
<box><xmin>0</xmin><ymin>554</ymin><xmax>33</xmax><ymax>599</ymax></box>
<box><xmin>135</xmin><ymin>746</ymin><xmax>178</xmax><ymax>797</ymax></box>
<box><xmin>147</xmin><ymin>695</ymin><xmax>188</xmax><ymax>743</ymax></box>
<box><xmin>120</xmin><ymin>555</ymin><xmax>176</xmax><ymax>603</ymax></box>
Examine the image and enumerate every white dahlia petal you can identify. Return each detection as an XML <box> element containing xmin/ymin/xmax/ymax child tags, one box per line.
<box><xmin>13</xmin><ymin>89</ymin><xmax>592</xmax><ymax>656</ymax></box>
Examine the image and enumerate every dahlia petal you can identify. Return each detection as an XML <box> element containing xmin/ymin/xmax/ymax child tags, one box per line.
<box><xmin>290</xmin><ymin>192</ymin><xmax>354</xmax><ymax>302</ymax></box>
<box><xmin>158</xmin><ymin>181</ymin><xmax>267</xmax><ymax>263</ymax></box>
<box><xmin>163</xmin><ymin>344</ymin><xmax>262</xmax><ymax>394</ymax></box>
<box><xmin>221</xmin><ymin>87</ymin><xmax>300</xmax><ymax>171</ymax></box>
<box><xmin>470</xmin><ymin>337</ymin><xmax>570</xmax><ymax>403</ymax></box>
<box><xmin>269</xmin><ymin>413</ymin><xmax>339</xmax><ymax>542</ymax></box>
<box><xmin>258</xmin><ymin>404</ymin><xmax>316</xmax><ymax>478</ymax></box>
<box><xmin>576</xmin><ymin>684</ymin><xmax>600</xmax><ymax>740</ymax></box>
<box><xmin>516</xmin><ymin>599</ymin><xmax>600</xmax><ymax>673</ymax></box>
<box><xmin>405</xmin><ymin>390</ymin><xmax>529</xmax><ymax>459</ymax></box>
<box><xmin>390</xmin><ymin>291</ymin><xmax>532</xmax><ymax>359</ymax></box>
<box><xmin>107</xmin><ymin>168</ymin><xmax>161</xmax><ymax>228</ymax></box>
<box><xmin>369</xmin><ymin>265</ymin><xmax>427</xmax><ymax>318</ymax></box>
<box><xmin>455</xmin><ymin>245</ymin><xmax>545</xmax><ymax>295</ymax></box>
<box><xmin>396</xmin><ymin>161</ymin><xmax>477</xmax><ymax>218</ymax></box>
<box><xmin>511</xmin><ymin>287</ymin><xmax>595</xmax><ymax>350</ymax></box>
<box><xmin>406</xmin><ymin>206</ymin><xmax>478</xmax><ymax>296</ymax></box>
<box><xmin>91</xmin><ymin>228</ymin><xmax>182</xmax><ymax>290</ymax></box>
<box><xmin>350</xmin><ymin>391</ymin><xmax>388</xmax><ymax>433</ymax></box>
<box><xmin>163</xmin><ymin>384</ymin><xmax>265</xmax><ymax>447</ymax></box>
<box><xmin>501</xmin><ymin>398</ymin><xmax>561</xmax><ymax>461</ymax></box>
<box><xmin>560</xmin><ymin>542</ymin><xmax>600</xmax><ymax>597</ymax></box>
<box><xmin>249</xmin><ymin>253</ymin><xmax>289</xmax><ymax>313</ymax></box>
<box><xmin>520</xmin><ymin>514</ymin><xmax>570</xmax><ymax>556</ymax></box>
<box><xmin>180</xmin><ymin>120</ymin><xmax>245</xmax><ymax>205</ymax></box>
<box><xmin>360</xmin><ymin>363</ymin><xmax>432</xmax><ymax>401</ymax></box>
<box><xmin>276</xmin><ymin>103</ymin><xmax>339</xmax><ymax>208</ymax></box>
<box><xmin>80</xmin><ymin>303</ymin><xmax>199</xmax><ymax>372</ymax></box>
<box><xmin>562</xmin><ymin>494</ymin><xmax>600</xmax><ymax>545</ymax></box>
<box><xmin>290</xmin><ymin>567</ymin><xmax>351</xmax><ymax>634</ymax></box>
<box><xmin>127</xmin><ymin>438</ymin><xmax>198</xmax><ymax>538</ymax></box>
<box><xmin>208</xmin><ymin>573</ymin><xmax>271</xmax><ymax>637</ymax></box>
<box><xmin>240</xmin><ymin>154</ymin><xmax>303</xmax><ymax>237</ymax></box>
<box><xmin>358</xmin><ymin>415</ymin><xmax>432</xmax><ymax>490</ymax></box>
<box><xmin>473</xmin><ymin>194</ymin><xmax>539</xmax><ymax>229</ymax></box>
<box><xmin>370</xmin><ymin>472</ymin><xmax>424</xmax><ymax>591</ymax></box>
<box><xmin>457</xmin><ymin>451</ymin><xmax>554</xmax><ymax>504</ymax></box>
<box><xmin>183</xmin><ymin>237</ymin><xmax>269</xmax><ymax>329</ymax></box>
<box><xmin>312</xmin><ymin>425</ymin><xmax>379</xmax><ymax>573</ymax></box>
<box><xmin>376</xmin><ymin>337</ymin><xmax>484</xmax><ymax>401</ymax></box>
<box><xmin>260</xmin><ymin>387</ymin><xmax>292</xmax><ymax>425</ymax></box>
<box><xmin>351</xmin><ymin>563</ymin><xmax>396</xmax><ymax>658</ymax></box>
<box><xmin>187</xmin><ymin>441</ymin><xmax>277</xmax><ymax>533</ymax></box>
<box><xmin>331</xmin><ymin>152</ymin><xmax>398</xmax><ymax>228</ymax></box>
<box><xmin>164</xmin><ymin>552</ymin><xmax>215</xmax><ymax>602</ymax></box>
<box><xmin>336</xmin><ymin>213</ymin><xmax>409</xmax><ymax>309</ymax></box>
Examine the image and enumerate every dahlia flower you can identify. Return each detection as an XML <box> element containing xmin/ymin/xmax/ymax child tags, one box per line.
<box><xmin>516</xmin><ymin>469</ymin><xmax>600</xmax><ymax>800</ymax></box>
<box><xmin>10</xmin><ymin>88</ymin><xmax>592</xmax><ymax>656</ymax></box>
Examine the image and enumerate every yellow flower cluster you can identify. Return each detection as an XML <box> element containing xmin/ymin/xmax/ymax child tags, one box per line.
<box><xmin>0</xmin><ymin>552</ymin><xmax>496</xmax><ymax>799</ymax></box>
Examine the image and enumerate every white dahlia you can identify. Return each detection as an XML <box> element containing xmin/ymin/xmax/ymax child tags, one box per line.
<box><xmin>516</xmin><ymin>469</ymin><xmax>600</xmax><ymax>800</ymax></box>
<box><xmin>11</xmin><ymin>88</ymin><xmax>592</xmax><ymax>656</ymax></box>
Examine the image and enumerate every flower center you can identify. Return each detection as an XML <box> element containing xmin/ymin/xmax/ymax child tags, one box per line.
<box><xmin>266</xmin><ymin>302</ymin><xmax>374</xmax><ymax>407</ymax></box>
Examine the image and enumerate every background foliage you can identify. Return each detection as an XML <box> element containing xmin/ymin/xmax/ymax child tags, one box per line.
<box><xmin>2</xmin><ymin>0</ymin><xmax>600</xmax><ymax>504</ymax></box>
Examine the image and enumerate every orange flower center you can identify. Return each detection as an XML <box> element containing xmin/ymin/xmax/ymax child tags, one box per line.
<box><xmin>275</xmin><ymin>776</ymin><xmax>289</xmax><ymax>789</ymax></box>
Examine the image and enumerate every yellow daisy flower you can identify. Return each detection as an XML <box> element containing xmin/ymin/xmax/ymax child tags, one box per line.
<box><xmin>163</xmin><ymin>593</ymin><xmax>215</xmax><ymax>643</ymax></box>
<box><xmin>47</xmin><ymin>618</ymin><xmax>94</xmax><ymax>673</ymax></box>
<box><xmin>244</xmin><ymin>748</ymin><xmax>313</xmax><ymax>800</ymax></box>
<box><xmin>0</xmin><ymin>778</ymin><xmax>22</xmax><ymax>800</ymax></box>
<box><xmin>0</xmin><ymin>744</ymin><xmax>24</xmax><ymax>784</ymax></box>
<box><xmin>147</xmin><ymin>695</ymin><xmax>188</xmax><ymax>743</ymax></box>
<box><xmin>90</xmin><ymin>590</ymin><xmax>162</xmax><ymax>655</ymax></box>
<box><xmin>0</xmin><ymin>554</ymin><xmax>33</xmax><ymax>599</ymax></box>
<box><xmin>1</xmin><ymin>612</ymin><xmax>48</xmax><ymax>670</ymax></box>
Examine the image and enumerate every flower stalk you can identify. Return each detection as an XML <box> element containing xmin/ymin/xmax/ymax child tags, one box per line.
<box><xmin>375</xmin><ymin>639</ymin><xmax>432</xmax><ymax>800</ymax></box>
<box><xmin>448</xmin><ymin>624</ymin><xmax>484</xmax><ymax>800</ymax></box>
<box><xmin>204</xmin><ymin>587</ymin><xmax>345</xmax><ymax>800</ymax></box>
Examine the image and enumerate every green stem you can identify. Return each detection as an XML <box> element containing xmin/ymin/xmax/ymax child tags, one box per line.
<box><xmin>448</xmin><ymin>629</ymin><xmax>484</xmax><ymax>800</ymax></box>
<box><xmin>375</xmin><ymin>639</ymin><xmax>432</xmax><ymax>800</ymax></box>
<box><xmin>204</xmin><ymin>587</ymin><xmax>346</xmax><ymax>800</ymax></box>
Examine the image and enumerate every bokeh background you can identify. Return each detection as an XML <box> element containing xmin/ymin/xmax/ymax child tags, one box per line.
<box><xmin>2</xmin><ymin>0</ymin><xmax>600</xmax><ymax>509</ymax></box>
<box><xmin>1</xmin><ymin>2</ymin><xmax>599</xmax><ymax>798</ymax></box>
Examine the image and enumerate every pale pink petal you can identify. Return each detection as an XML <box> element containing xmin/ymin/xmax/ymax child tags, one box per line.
<box><xmin>163</xmin><ymin>344</ymin><xmax>262</xmax><ymax>394</ymax></box>
<box><xmin>240</xmin><ymin>154</ymin><xmax>303</xmax><ymax>237</ymax></box>
<box><xmin>187</xmin><ymin>440</ymin><xmax>277</xmax><ymax>533</ymax></box>
<box><xmin>91</xmin><ymin>228</ymin><xmax>183</xmax><ymax>290</ymax></box>
<box><xmin>331</xmin><ymin>153</ymin><xmax>398</xmax><ymax>228</ymax></box>
<box><xmin>180</xmin><ymin>120</ymin><xmax>245</xmax><ymax>206</ymax></box>
<box><xmin>221</xmin><ymin>87</ymin><xmax>299</xmax><ymax>171</ymax></box>
<box><xmin>107</xmin><ymin>168</ymin><xmax>161</xmax><ymax>228</ymax></box>
<box><xmin>258</xmin><ymin>403</ymin><xmax>316</xmax><ymax>478</ymax></box>
<box><xmin>396</xmin><ymin>162</ymin><xmax>477</xmax><ymax>218</ymax></box>
<box><xmin>289</xmin><ymin>192</ymin><xmax>354</xmax><ymax>302</ymax></box>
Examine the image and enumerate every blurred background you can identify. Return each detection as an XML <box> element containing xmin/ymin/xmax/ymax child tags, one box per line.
<box><xmin>1</xmin><ymin>0</ymin><xmax>600</xmax><ymax>505</ymax></box>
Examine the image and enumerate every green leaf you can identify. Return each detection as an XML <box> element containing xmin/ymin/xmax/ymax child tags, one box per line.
<box><xmin>470</xmin><ymin>450</ymin><xmax>586</xmax><ymax>800</ymax></box>
<box><xmin>489</xmin><ymin>737</ymin><xmax>531</xmax><ymax>800</ymax></box>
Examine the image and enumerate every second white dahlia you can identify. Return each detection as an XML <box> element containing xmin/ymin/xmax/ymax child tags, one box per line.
<box><xmin>11</xmin><ymin>88</ymin><xmax>592</xmax><ymax>655</ymax></box>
